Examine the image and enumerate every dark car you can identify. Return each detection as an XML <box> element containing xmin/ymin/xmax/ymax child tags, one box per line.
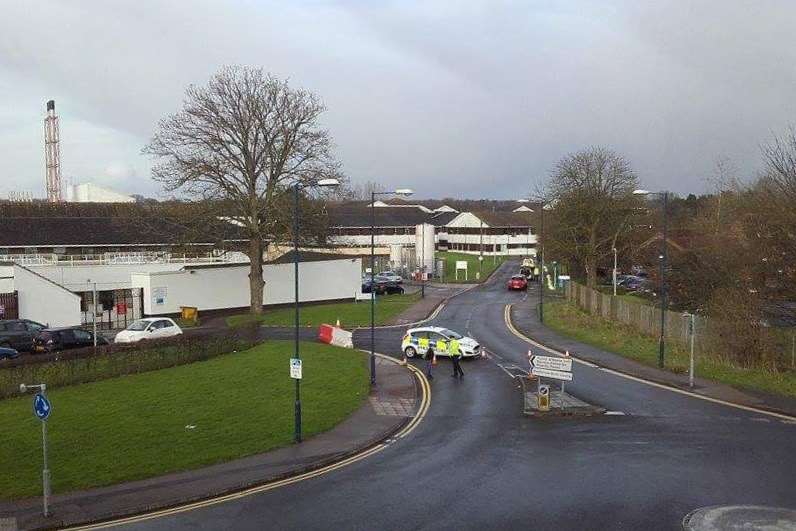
<box><xmin>33</xmin><ymin>327</ymin><xmax>110</xmax><ymax>353</ymax></box>
<box><xmin>0</xmin><ymin>346</ymin><xmax>20</xmax><ymax>361</ymax></box>
<box><xmin>0</xmin><ymin>319</ymin><xmax>47</xmax><ymax>352</ymax></box>
<box><xmin>361</xmin><ymin>279</ymin><xmax>405</xmax><ymax>295</ymax></box>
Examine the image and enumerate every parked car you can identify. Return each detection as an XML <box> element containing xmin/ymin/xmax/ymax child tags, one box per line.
<box><xmin>375</xmin><ymin>271</ymin><xmax>403</xmax><ymax>284</ymax></box>
<box><xmin>401</xmin><ymin>326</ymin><xmax>481</xmax><ymax>359</ymax></box>
<box><xmin>0</xmin><ymin>319</ymin><xmax>47</xmax><ymax>352</ymax></box>
<box><xmin>33</xmin><ymin>327</ymin><xmax>110</xmax><ymax>353</ymax></box>
<box><xmin>0</xmin><ymin>346</ymin><xmax>20</xmax><ymax>361</ymax></box>
<box><xmin>361</xmin><ymin>279</ymin><xmax>405</xmax><ymax>295</ymax></box>
<box><xmin>507</xmin><ymin>275</ymin><xmax>528</xmax><ymax>291</ymax></box>
<box><xmin>114</xmin><ymin>318</ymin><xmax>184</xmax><ymax>344</ymax></box>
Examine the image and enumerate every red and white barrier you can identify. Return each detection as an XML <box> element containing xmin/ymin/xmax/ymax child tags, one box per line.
<box><xmin>318</xmin><ymin>324</ymin><xmax>354</xmax><ymax>349</ymax></box>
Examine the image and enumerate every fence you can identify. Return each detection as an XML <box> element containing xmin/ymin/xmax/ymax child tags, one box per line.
<box><xmin>564</xmin><ymin>281</ymin><xmax>795</xmax><ymax>370</ymax></box>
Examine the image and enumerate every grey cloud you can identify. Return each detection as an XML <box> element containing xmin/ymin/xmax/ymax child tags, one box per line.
<box><xmin>1</xmin><ymin>0</ymin><xmax>795</xmax><ymax>200</ymax></box>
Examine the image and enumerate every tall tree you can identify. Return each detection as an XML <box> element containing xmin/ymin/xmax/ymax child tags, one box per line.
<box><xmin>144</xmin><ymin>66</ymin><xmax>341</xmax><ymax>314</ymax></box>
<box><xmin>545</xmin><ymin>147</ymin><xmax>641</xmax><ymax>287</ymax></box>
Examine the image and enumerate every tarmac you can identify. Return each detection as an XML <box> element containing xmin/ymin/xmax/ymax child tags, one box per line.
<box><xmin>0</xmin><ymin>356</ymin><xmax>419</xmax><ymax>531</ymax></box>
<box><xmin>509</xmin><ymin>298</ymin><xmax>796</xmax><ymax>418</ymax></box>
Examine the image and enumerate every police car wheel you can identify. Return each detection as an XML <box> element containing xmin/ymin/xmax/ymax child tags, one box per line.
<box><xmin>404</xmin><ymin>346</ymin><xmax>417</xmax><ymax>358</ymax></box>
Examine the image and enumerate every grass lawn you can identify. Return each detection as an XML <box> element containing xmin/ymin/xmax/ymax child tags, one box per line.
<box><xmin>544</xmin><ymin>301</ymin><xmax>796</xmax><ymax>398</ymax></box>
<box><xmin>226</xmin><ymin>292</ymin><xmax>421</xmax><ymax>329</ymax></box>
<box><xmin>437</xmin><ymin>251</ymin><xmax>508</xmax><ymax>283</ymax></box>
<box><xmin>0</xmin><ymin>341</ymin><xmax>368</xmax><ymax>499</ymax></box>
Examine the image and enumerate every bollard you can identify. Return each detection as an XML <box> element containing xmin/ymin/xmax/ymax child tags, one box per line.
<box><xmin>538</xmin><ymin>384</ymin><xmax>550</xmax><ymax>412</ymax></box>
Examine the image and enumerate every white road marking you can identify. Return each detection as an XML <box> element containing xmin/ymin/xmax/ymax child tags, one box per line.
<box><xmin>604</xmin><ymin>411</ymin><xmax>626</xmax><ymax>416</ymax></box>
<box><xmin>503</xmin><ymin>304</ymin><xmax>796</xmax><ymax>423</ymax></box>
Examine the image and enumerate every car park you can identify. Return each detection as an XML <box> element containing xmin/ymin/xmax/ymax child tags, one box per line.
<box><xmin>33</xmin><ymin>327</ymin><xmax>110</xmax><ymax>353</ymax></box>
<box><xmin>0</xmin><ymin>346</ymin><xmax>20</xmax><ymax>361</ymax></box>
<box><xmin>362</xmin><ymin>279</ymin><xmax>405</xmax><ymax>295</ymax></box>
<box><xmin>507</xmin><ymin>275</ymin><xmax>528</xmax><ymax>290</ymax></box>
<box><xmin>401</xmin><ymin>326</ymin><xmax>481</xmax><ymax>359</ymax></box>
<box><xmin>114</xmin><ymin>317</ymin><xmax>184</xmax><ymax>344</ymax></box>
<box><xmin>376</xmin><ymin>271</ymin><xmax>403</xmax><ymax>284</ymax></box>
<box><xmin>0</xmin><ymin>319</ymin><xmax>46</xmax><ymax>352</ymax></box>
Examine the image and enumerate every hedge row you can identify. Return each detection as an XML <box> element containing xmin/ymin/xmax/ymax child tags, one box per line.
<box><xmin>0</xmin><ymin>326</ymin><xmax>261</xmax><ymax>400</ymax></box>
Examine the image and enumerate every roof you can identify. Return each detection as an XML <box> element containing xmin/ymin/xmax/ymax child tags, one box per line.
<box><xmin>0</xmin><ymin>217</ymin><xmax>244</xmax><ymax>247</ymax></box>
<box><xmin>327</xmin><ymin>206</ymin><xmax>457</xmax><ymax>228</ymax></box>
<box><xmin>469</xmin><ymin>211</ymin><xmax>535</xmax><ymax>227</ymax></box>
<box><xmin>181</xmin><ymin>251</ymin><xmax>356</xmax><ymax>270</ymax></box>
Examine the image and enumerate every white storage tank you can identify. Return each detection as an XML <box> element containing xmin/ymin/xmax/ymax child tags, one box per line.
<box><xmin>415</xmin><ymin>223</ymin><xmax>435</xmax><ymax>274</ymax></box>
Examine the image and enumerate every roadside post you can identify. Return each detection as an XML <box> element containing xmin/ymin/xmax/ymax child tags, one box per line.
<box><xmin>538</xmin><ymin>384</ymin><xmax>550</xmax><ymax>411</ymax></box>
<box><xmin>20</xmin><ymin>383</ymin><xmax>52</xmax><ymax>517</ymax></box>
<box><xmin>686</xmin><ymin>313</ymin><xmax>696</xmax><ymax>388</ymax></box>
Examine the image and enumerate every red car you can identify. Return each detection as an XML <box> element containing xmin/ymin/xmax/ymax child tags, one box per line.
<box><xmin>507</xmin><ymin>275</ymin><xmax>528</xmax><ymax>290</ymax></box>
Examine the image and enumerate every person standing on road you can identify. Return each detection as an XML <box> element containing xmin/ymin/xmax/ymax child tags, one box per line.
<box><xmin>425</xmin><ymin>345</ymin><xmax>436</xmax><ymax>380</ymax></box>
<box><xmin>450</xmin><ymin>338</ymin><xmax>464</xmax><ymax>378</ymax></box>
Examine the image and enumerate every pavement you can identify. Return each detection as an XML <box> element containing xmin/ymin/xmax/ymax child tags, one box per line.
<box><xmin>0</xmin><ymin>356</ymin><xmax>419</xmax><ymax>531</ymax></box>
<box><xmin>7</xmin><ymin>261</ymin><xmax>795</xmax><ymax>530</ymax></box>
<box><xmin>510</xmin><ymin>299</ymin><xmax>796</xmax><ymax>417</ymax></box>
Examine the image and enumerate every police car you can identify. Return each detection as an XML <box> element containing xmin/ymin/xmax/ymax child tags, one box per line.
<box><xmin>401</xmin><ymin>326</ymin><xmax>481</xmax><ymax>358</ymax></box>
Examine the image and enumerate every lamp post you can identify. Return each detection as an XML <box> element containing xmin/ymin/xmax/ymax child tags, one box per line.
<box><xmin>293</xmin><ymin>178</ymin><xmax>339</xmax><ymax>443</ymax></box>
<box><xmin>612</xmin><ymin>247</ymin><xmax>618</xmax><ymax>296</ymax></box>
<box><xmin>370</xmin><ymin>188</ymin><xmax>413</xmax><ymax>385</ymax></box>
<box><xmin>633</xmin><ymin>189</ymin><xmax>669</xmax><ymax>369</ymax></box>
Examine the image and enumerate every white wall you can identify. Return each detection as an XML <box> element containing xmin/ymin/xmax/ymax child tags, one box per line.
<box><xmin>28</xmin><ymin>262</ymin><xmax>199</xmax><ymax>291</ymax></box>
<box><xmin>7</xmin><ymin>265</ymin><xmax>81</xmax><ymax>326</ymax></box>
<box><xmin>132</xmin><ymin>258</ymin><xmax>362</xmax><ymax>316</ymax></box>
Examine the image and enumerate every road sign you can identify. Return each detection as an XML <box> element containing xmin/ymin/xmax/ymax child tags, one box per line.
<box><xmin>33</xmin><ymin>393</ymin><xmax>51</xmax><ymax>420</ymax></box>
<box><xmin>531</xmin><ymin>355</ymin><xmax>572</xmax><ymax>372</ymax></box>
<box><xmin>532</xmin><ymin>367</ymin><xmax>573</xmax><ymax>381</ymax></box>
<box><xmin>290</xmin><ymin>358</ymin><xmax>303</xmax><ymax>380</ymax></box>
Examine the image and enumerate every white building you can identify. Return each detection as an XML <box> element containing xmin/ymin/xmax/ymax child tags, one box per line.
<box><xmin>66</xmin><ymin>183</ymin><xmax>135</xmax><ymax>203</ymax></box>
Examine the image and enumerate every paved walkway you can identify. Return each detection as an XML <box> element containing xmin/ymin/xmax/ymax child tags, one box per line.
<box><xmin>510</xmin><ymin>300</ymin><xmax>796</xmax><ymax>417</ymax></box>
<box><xmin>0</xmin><ymin>357</ymin><xmax>417</xmax><ymax>531</ymax></box>
<box><xmin>385</xmin><ymin>284</ymin><xmax>469</xmax><ymax>326</ymax></box>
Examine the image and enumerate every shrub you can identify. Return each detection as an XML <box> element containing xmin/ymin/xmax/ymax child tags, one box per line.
<box><xmin>0</xmin><ymin>329</ymin><xmax>259</xmax><ymax>399</ymax></box>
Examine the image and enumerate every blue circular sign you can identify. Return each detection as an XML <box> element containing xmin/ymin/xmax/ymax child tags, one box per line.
<box><xmin>33</xmin><ymin>393</ymin><xmax>51</xmax><ymax>421</ymax></box>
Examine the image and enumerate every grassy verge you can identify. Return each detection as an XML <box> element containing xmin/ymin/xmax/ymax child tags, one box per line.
<box><xmin>0</xmin><ymin>341</ymin><xmax>368</xmax><ymax>499</ymax></box>
<box><xmin>437</xmin><ymin>251</ymin><xmax>508</xmax><ymax>283</ymax></box>
<box><xmin>226</xmin><ymin>293</ymin><xmax>421</xmax><ymax>329</ymax></box>
<box><xmin>544</xmin><ymin>301</ymin><xmax>796</xmax><ymax>398</ymax></box>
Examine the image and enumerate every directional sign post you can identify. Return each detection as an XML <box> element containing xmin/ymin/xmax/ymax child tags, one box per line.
<box><xmin>20</xmin><ymin>383</ymin><xmax>51</xmax><ymax>517</ymax></box>
<box><xmin>529</xmin><ymin>353</ymin><xmax>574</xmax><ymax>410</ymax></box>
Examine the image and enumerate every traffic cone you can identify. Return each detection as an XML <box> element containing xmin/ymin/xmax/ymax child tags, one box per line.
<box><xmin>564</xmin><ymin>350</ymin><xmax>570</xmax><ymax>357</ymax></box>
<box><xmin>336</xmin><ymin>318</ymin><xmax>341</xmax><ymax>328</ymax></box>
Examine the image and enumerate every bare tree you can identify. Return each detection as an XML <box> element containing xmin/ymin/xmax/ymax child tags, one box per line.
<box><xmin>762</xmin><ymin>126</ymin><xmax>796</xmax><ymax>202</ymax></box>
<box><xmin>144</xmin><ymin>66</ymin><xmax>341</xmax><ymax>314</ymax></box>
<box><xmin>545</xmin><ymin>147</ymin><xmax>641</xmax><ymax>287</ymax></box>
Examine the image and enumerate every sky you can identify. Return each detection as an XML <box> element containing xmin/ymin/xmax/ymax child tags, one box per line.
<box><xmin>2</xmin><ymin>0</ymin><xmax>795</xmax><ymax>200</ymax></box>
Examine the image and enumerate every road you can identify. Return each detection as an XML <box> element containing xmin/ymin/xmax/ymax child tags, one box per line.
<box><xmin>122</xmin><ymin>262</ymin><xmax>796</xmax><ymax>531</ymax></box>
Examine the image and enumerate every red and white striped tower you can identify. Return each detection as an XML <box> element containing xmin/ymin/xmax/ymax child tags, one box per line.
<box><xmin>43</xmin><ymin>100</ymin><xmax>63</xmax><ymax>202</ymax></box>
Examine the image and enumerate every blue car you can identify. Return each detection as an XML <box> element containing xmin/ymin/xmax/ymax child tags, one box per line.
<box><xmin>0</xmin><ymin>346</ymin><xmax>20</xmax><ymax>361</ymax></box>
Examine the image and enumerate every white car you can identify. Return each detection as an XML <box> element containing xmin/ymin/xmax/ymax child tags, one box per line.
<box><xmin>401</xmin><ymin>326</ymin><xmax>481</xmax><ymax>358</ymax></box>
<box><xmin>376</xmin><ymin>271</ymin><xmax>403</xmax><ymax>284</ymax></box>
<box><xmin>114</xmin><ymin>318</ymin><xmax>183</xmax><ymax>344</ymax></box>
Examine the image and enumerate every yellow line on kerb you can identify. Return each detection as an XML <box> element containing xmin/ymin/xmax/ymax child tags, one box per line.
<box><xmin>504</xmin><ymin>304</ymin><xmax>796</xmax><ymax>422</ymax></box>
<box><xmin>66</xmin><ymin>354</ymin><xmax>431</xmax><ymax>530</ymax></box>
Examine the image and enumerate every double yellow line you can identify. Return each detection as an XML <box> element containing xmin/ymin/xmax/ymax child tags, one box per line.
<box><xmin>68</xmin><ymin>356</ymin><xmax>431</xmax><ymax>530</ymax></box>
<box><xmin>504</xmin><ymin>304</ymin><xmax>796</xmax><ymax>422</ymax></box>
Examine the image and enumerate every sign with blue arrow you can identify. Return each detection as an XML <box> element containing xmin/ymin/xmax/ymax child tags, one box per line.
<box><xmin>33</xmin><ymin>393</ymin><xmax>51</xmax><ymax>421</ymax></box>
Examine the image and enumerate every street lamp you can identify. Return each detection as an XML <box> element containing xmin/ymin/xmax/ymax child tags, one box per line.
<box><xmin>293</xmin><ymin>178</ymin><xmax>340</xmax><ymax>443</ymax></box>
<box><xmin>633</xmin><ymin>188</ymin><xmax>669</xmax><ymax>369</ymax></box>
<box><xmin>535</xmin><ymin>199</ymin><xmax>554</xmax><ymax>324</ymax></box>
<box><xmin>370</xmin><ymin>188</ymin><xmax>413</xmax><ymax>385</ymax></box>
<box><xmin>516</xmin><ymin>199</ymin><xmax>534</xmax><ymax>259</ymax></box>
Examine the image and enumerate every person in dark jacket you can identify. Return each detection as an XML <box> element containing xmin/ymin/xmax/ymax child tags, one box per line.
<box><xmin>425</xmin><ymin>346</ymin><xmax>435</xmax><ymax>380</ymax></box>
